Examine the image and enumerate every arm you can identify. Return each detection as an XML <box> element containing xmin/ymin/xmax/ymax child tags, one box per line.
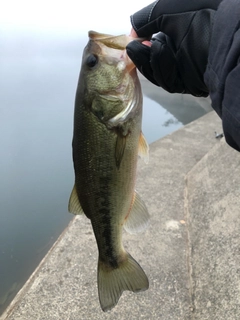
<box><xmin>126</xmin><ymin>0</ymin><xmax>222</xmax><ymax>96</ymax></box>
<box><xmin>204</xmin><ymin>0</ymin><xmax>240</xmax><ymax>151</ymax></box>
<box><xmin>127</xmin><ymin>0</ymin><xmax>240</xmax><ymax>151</ymax></box>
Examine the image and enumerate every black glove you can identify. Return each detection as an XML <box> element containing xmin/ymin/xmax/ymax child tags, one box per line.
<box><xmin>126</xmin><ymin>0</ymin><xmax>222</xmax><ymax>97</ymax></box>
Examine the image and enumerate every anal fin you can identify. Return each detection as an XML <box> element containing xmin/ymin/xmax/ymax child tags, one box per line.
<box><xmin>124</xmin><ymin>191</ymin><xmax>150</xmax><ymax>234</ymax></box>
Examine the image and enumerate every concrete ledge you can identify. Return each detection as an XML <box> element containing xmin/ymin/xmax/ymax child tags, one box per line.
<box><xmin>2</xmin><ymin>111</ymin><xmax>227</xmax><ymax>320</ymax></box>
<box><xmin>186</xmin><ymin>138</ymin><xmax>240</xmax><ymax>319</ymax></box>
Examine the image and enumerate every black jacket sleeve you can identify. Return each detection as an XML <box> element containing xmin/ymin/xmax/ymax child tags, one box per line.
<box><xmin>204</xmin><ymin>0</ymin><xmax>240</xmax><ymax>151</ymax></box>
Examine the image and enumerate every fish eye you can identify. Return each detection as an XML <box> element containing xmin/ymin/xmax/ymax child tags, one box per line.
<box><xmin>86</xmin><ymin>54</ymin><xmax>98</xmax><ymax>68</ymax></box>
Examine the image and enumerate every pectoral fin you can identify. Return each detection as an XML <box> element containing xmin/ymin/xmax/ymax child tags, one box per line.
<box><xmin>115</xmin><ymin>134</ymin><xmax>127</xmax><ymax>169</ymax></box>
<box><xmin>138</xmin><ymin>132</ymin><xmax>149</xmax><ymax>164</ymax></box>
<box><xmin>124</xmin><ymin>191</ymin><xmax>150</xmax><ymax>234</ymax></box>
<box><xmin>68</xmin><ymin>184</ymin><xmax>84</xmax><ymax>215</ymax></box>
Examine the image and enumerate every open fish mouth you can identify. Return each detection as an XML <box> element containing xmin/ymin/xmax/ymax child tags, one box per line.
<box><xmin>88</xmin><ymin>31</ymin><xmax>135</xmax><ymax>71</ymax></box>
<box><xmin>88</xmin><ymin>30</ymin><xmax>146</xmax><ymax>71</ymax></box>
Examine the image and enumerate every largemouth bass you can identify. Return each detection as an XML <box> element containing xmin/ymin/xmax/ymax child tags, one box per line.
<box><xmin>68</xmin><ymin>30</ymin><xmax>150</xmax><ymax>312</ymax></box>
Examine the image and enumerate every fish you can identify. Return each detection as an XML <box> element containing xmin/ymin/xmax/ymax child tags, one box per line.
<box><xmin>68</xmin><ymin>30</ymin><xmax>150</xmax><ymax>312</ymax></box>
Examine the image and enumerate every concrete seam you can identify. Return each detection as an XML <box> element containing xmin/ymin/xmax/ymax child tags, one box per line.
<box><xmin>184</xmin><ymin>173</ymin><xmax>195</xmax><ymax>319</ymax></box>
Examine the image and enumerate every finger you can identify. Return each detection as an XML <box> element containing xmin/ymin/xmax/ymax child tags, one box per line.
<box><xmin>129</xmin><ymin>28</ymin><xmax>138</xmax><ymax>38</ymax></box>
<box><xmin>142</xmin><ymin>40</ymin><xmax>152</xmax><ymax>47</ymax></box>
<box><xmin>126</xmin><ymin>41</ymin><xmax>158</xmax><ymax>85</ymax></box>
<box><xmin>150</xmin><ymin>34</ymin><xmax>183</xmax><ymax>93</ymax></box>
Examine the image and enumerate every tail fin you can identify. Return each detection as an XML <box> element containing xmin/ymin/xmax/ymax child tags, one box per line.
<box><xmin>98</xmin><ymin>252</ymin><xmax>149</xmax><ymax>312</ymax></box>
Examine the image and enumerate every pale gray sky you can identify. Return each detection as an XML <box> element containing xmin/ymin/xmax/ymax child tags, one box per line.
<box><xmin>0</xmin><ymin>0</ymin><xmax>152</xmax><ymax>35</ymax></box>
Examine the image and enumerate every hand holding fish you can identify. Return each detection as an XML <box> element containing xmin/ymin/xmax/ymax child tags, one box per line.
<box><xmin>126</xmin><ymin>0</ymin><xmax>222</xmax><ymax>97</ymax></box>
<box><xmin>128</xmin><ymin>0</ymin><xmax>240</xmax><ymax>153</ymax></box>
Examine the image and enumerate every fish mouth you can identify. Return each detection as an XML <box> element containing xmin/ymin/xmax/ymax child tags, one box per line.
<box><xmin>88</xmin><ymin>30</ymin><xmax>131</xmax><ymax>50</ymax></box>
<box><xmin>88</xmin><ymin>30</ymin><xmax>136</xmax><ymax>71</ymax></box>
<box><xmin>120</xmin><ymin>50</ymin><xmax>135</xmax><ymax>72</ymax></box>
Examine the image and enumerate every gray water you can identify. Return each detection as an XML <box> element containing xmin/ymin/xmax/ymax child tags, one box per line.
<box><xmin>0</xmin><ymin>31</ymin><xmax>211</xmax><ymax>314</ymax></box>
